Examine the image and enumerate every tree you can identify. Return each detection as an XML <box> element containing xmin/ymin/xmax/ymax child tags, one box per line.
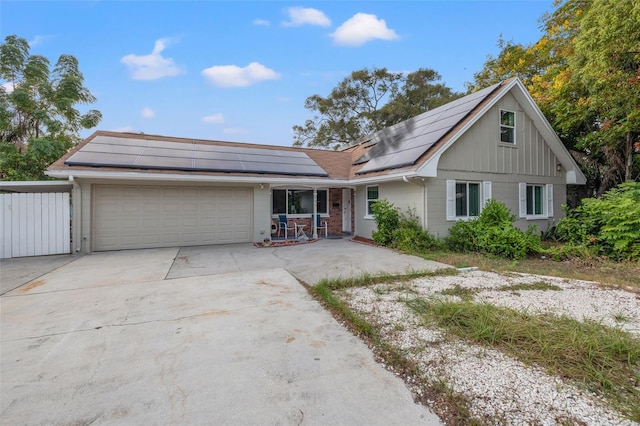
<box><xmin>379</xmin><ymin>68</ymin><xmax>460</xmax><ymax>128</ymax></box>
<box><xmin>467</xmin><ymin>0</ymin><xmax>639</xmax><ymax>196</ymax></box>
<box><xmin>0</xmin><ymin>35</ymin><xmax>102</xmax><ymax>180</ymax></box>
<box><xmin>293</xmin><ymin>67</ymin><xmax>460</xmax><ymax>150</ymax></box>
<box><xmin>571</xmin><ymin>0</ymin><xmax>640</xmax><ymax>183</ymax></box>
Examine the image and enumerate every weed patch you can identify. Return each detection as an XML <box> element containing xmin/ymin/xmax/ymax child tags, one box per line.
<box><xmin>497</xmin><ymin>281</ymin><xmax>562</xmax><ymax>292</ymax></box>
<box><xmin>406</xmin><ymin>298</ymin><xmax>640</xmax><ymax>421</ymax></box>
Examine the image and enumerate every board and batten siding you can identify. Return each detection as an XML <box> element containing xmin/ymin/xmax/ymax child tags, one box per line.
<box><xmin>428</xmin><ymin>92</ymin><xmax>568</xmax><ymax>237</ymax></box>
<box><xmin>0</xmin><ymin>192</ymin><xmax>71</xmax><ymax>259</ymax></box>
<box><xmin>438</xmin><ymin>92</ymin><xmax>562</xmax><ymax>179</ymax></box>
<box><xmin>355</xmin><ymin>180</ymin><xmax>424</xmax><ymax>240</ymax></box>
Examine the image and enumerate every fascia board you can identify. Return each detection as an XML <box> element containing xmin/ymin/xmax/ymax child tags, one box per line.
<box><xmin>46</xmin><ymin>169</ymin><xmax>351</xmax><ymax>187</ymax></box>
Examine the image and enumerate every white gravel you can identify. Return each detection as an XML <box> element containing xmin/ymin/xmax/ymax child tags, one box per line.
<box><xmin>339</xmin><ymin>270</ymin><xmax>640</xmax><ymax>425</ymax></box>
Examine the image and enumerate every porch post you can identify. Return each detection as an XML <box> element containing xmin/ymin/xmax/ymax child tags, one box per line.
<box><xmin>312</xmin><ymin>189</ymin><xmax>318</xmax><ymax>239</ymax></box>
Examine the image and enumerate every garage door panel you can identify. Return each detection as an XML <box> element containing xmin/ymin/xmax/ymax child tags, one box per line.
<box><xmin>94</xmin><ymin>185</ymin><xmax>253</xmax><ymax>251</ymax></box>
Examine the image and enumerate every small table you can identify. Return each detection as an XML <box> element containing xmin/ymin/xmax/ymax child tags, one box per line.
<box><xmin>295</xmin><ymin>224</ymin><xmax>307</xmax><ymax>240</ymax></box>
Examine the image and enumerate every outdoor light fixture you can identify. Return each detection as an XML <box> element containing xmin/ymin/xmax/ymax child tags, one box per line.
<box><xmin>556</xmin><ymin>163</ymin><xmax>562</xmax><ymax>172</ymax></box>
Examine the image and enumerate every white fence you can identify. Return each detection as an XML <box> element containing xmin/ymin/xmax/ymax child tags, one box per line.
<box><xmin>1</xmin><ymin>192</ymin><xmax>71</xmax><ymax>259</ymax></box>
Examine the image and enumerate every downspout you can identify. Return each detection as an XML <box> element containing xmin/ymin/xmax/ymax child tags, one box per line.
<box><xmin>69</xmin><ymin>175</ymin><xmax>82</xmax><ymax>253</ymax></box>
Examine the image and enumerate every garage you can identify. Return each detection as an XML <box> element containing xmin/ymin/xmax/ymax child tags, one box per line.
<box><xmin>93</xmin><ymin>185</ymin><xmax>252</xmax><ymax>251</ymax></box>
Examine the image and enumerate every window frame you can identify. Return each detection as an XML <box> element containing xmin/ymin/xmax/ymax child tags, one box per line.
<box><xmin>455</xmin><ymin>181</ymin><xmax>481</xmax><ymax>219</ymax></box>
<box><xmin>500</xmin><ymin>109</ymin><xmax>516</xmax><ymax>144</ymax></box>
<box><xmin>365</xmin><ymin>185</ymin><xmax>379</xmax><ymax>218</ymax></box>
<box><xmin>526</xmin><ymin>184</ymin><xmax>544</xmax><ymax>216</ymax></box>
<box><xmin>446</xmin><ymin>180</ymin><xmax>492</xmax><ymax>222</ymax></box>
<box><xmin>271</xmin><ymin>188</ymin><xmax>329</xmax><ymax>217</ymax></box>
<box><xmin>518</xmin><ymin>183</ymin><xmax>554</xmax><ymax>220</ymax></box>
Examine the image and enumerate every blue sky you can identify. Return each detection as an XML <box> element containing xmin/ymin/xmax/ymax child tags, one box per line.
<box><xmin>1</xmin><ymin>1</ymin><xmax>554</xmax><ymax>147</ymax></box>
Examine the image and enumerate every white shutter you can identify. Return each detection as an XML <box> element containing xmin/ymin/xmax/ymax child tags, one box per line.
<box><xmin>518</xmin><ymin>183</ymin><xmax>527</xmax><ymax>218</ymax></box>
<box><xmin>446</xmin><ymin>180</ymin><xmax>456</xmax><ymax>221</ymax></box>
<box><xmin>482</xmin><ymin>181</ymin><xmax>492</xmax><ymax>208</ymax></box>
<box><xmin>546</xmin><ymin>184</ymin><xmax>554</xmax><ymax>217</ymax></box>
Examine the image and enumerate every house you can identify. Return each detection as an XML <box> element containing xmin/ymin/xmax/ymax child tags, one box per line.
<box><xmin>47</xmin><ymin>78</ymin><xmax>585</xmax><ymax>254</ymax></box>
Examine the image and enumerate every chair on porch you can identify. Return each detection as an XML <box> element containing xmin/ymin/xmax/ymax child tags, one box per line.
<box><xmin>278</xmin><ymin>214</ymin><xmax>297</xmax><ymax>239</ymax></box>
<box><xmin>312</xmin><ymin>214</ymin><xmax>328</xmax><ymax>238</ymax></box>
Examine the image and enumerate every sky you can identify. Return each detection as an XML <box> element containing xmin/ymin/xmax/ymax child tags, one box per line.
<box><xmin>1</xmin><ymin>0</ymin><xmax>554</xmax><ymax>147</ymax></box>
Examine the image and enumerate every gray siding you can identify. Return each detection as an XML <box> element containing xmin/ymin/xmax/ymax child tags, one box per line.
<box><xmin>355</xmin><ymin>180</ymin><xmax>425</xmax><ymax>239</ymax></box>
<box><xmin>427</xmin><ymin>93</ymin><xmax>570</xmax><ymax>237</ymax></box>
<box><xmin>438</xmin><ymin>93</ymin><xmax>561</xmax><ymax>179</ymax></box>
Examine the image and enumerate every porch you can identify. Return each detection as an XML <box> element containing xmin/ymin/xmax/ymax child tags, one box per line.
<box><xmin>269</xmin><ymin>187</ymin><xmax>354</xmax><ymax>240</ymax></box>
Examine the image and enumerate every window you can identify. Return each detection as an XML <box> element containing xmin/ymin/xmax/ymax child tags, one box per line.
<box><xmin>447</xmin><ymin>180</ymin><xmax>491</xmax><ymax>221</ymax></box>
<box><xmin>455</xmin><ymin>182</ymin><xmax>480</xmax><ymax>217</ymax></box>
<box><xmin>366</xmin><ymin>186</ymin><xmax>378</xmax><ymax>216</ymax></box>
<box><xmin>500</xmin><ymin>109</ymin><xmax>515</xmax><ymax>143</ymax></box>
<box><xmin>519</xmin><ymin>183</ymin><xmax>553</xmax><ymax>219</ymax></box>
<box><xmin>272</xmin><ymin>189</ymin><xmax>328</xmax><ymax>215</ymax></box>
<box><xmin>526</xmin><ymin>185</ymin><xmax>544</xmax><ymax>216</ymax></box>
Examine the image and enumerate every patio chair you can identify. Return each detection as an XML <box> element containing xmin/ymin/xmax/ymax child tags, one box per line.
<box><xmin>278</xmin><ymin>214</ymin><xmax>296</xmax><ymax>239</ymax></box>
<box><xmin>312</xmin><ymin>214</ymin><xmax>328</xmax><ymax>238</ymax></box>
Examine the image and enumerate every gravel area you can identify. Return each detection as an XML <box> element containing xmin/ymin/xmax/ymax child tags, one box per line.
<box><xmin>338</xmin><ymin>270</ymin><xmax>640</xmax><ymax>425</ymax></box>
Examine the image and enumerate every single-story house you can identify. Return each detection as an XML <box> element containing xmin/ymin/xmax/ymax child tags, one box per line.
<box><xmin>47</xmin><ymin>78</ymin><xmax>586</xmax><ymax>254</ymax></box>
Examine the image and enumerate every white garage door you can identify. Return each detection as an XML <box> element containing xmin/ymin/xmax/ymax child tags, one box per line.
<box><xmin>94</xmin><ymin>185</ymin><xmax>252</xmax><ymax>251</ymax></box>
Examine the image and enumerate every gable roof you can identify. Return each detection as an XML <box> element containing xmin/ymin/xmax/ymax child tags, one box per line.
<box><xmin>47</xmin><ymin>79</ymin><xmax>586</xmax><ymax>185</ymax></box>
<box><xmin>352</xmin><ymin>82</ymin><xmax>503</xmax><ymax>174</ymax></box>
<box><xmin>350</xmin><ymin>78</ymin><xmax>586</xmax><ymax>185</ymax></box>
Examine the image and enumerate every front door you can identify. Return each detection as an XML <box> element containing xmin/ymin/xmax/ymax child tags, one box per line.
<box><xmin>342</xmin><ymin>188</ymin><xmax>352</xmax><ymax>234</ymax></box>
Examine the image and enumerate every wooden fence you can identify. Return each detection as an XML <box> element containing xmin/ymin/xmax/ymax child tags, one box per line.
<box><xmin>0</xmin><ymin>192</ymin><xmax>70</xmax><ymax>259</ymax></box>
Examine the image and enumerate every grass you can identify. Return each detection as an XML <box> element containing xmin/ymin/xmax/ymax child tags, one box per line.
<box><xmin>437</xmin><ymin>284</ymin><xmax>476</xmax><ymax>301</ymax></box>
<box><xmin>498</xmin><ymin>280</ymin><xmax>562</xmax><ymax>292</ymax></box>
<box><xmin>308</xmin><ymin>269</ymin><xmax>481</xmax><ymax>424</ymax></box>
<box><xmin>406</xmin><ymin>298</ymin><xmax>640</xmax><ymax>421</ymax></box>
<box><xmin>421</xmin><ymin>250</ymin><xmax>640</xmax><ymax>291</ymax></box>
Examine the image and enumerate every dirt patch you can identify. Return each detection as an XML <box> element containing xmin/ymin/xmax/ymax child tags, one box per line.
<box><xmin>17</xmin><ymin>279</ymin><xmax>47</xmax><ymax>293</ymax></box>
<box><xmin>254</xmin><ymin>239</ymin><xmax>320</xmax><ymax>248</ymax></box>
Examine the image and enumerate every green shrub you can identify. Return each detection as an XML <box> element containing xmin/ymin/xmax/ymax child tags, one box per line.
<box><xmin>445</xmin><ymin>219</ymin><xmax>477</xmax><ymax>252</ymax></box>
<box><xmin>392</xmin><ymin>208</ymin><xmax>443</xmax><ymax>252</ymax></box>
<box><xmin>446</xmin><ymin>199</ymin><xmax>541</xmax><ymax>260</ymax></box>
<box><xmin>370</xmin><ymin>199</ymin><xmax>400</xmax><ymax>246</ymax></box>
<box><xmin>556</xmin><ymin>182</ymin><xmax>640</xmax><ymax>261</ymax></box>
<box><xmin>370</xmin><ymin>200</ymin><xmax>442</xmax><ymax>251</ymax></box>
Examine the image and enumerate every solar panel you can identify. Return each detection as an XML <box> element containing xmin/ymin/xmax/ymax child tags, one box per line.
<box><xmin>65</xmin><ymin>135</ymin><xmax>329</xmax><ymax>177</ymax></box>
<box><xmin>354</xmin><ymin>82</ymin><xmax>502</xmax><ymax>173</ymax></box>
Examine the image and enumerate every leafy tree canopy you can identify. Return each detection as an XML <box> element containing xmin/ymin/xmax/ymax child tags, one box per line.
<box><xmin>0</xmin><ymin>35</ymin><xmax>102</xmax><ymax>180</ymax></box>
<box><xmin>467</xmin><ymin>0</ymin><xmax>639</xmax><ymax>195</ymax></box>
<box><xmin>293</xmin><ymin>67</ymin><xmax>460</xmax><ymax>150</ymax></box>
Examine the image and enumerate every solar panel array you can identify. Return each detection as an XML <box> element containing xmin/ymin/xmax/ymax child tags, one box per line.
<box><xmin>64</xmin><ymin>135</ymin><xmax>329</xmax><ymax>177</ymax></box>
<box><xmin>354</xmin><ymin>82</ymin><xmax>502</xmax><ymax>174</ymax></box>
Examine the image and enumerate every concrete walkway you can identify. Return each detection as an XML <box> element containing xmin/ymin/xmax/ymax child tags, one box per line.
<box><xmin>1</xmin><ymin>241</ymin><xmax>446</xmax><ymax>425</ymax></box>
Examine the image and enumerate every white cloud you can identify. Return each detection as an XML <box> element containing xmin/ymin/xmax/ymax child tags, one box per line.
<box><xmin>1</xmin><ymin>82</ymin><xmax>14</xmax><ymax>94</ymax></box>
<box><xmin>141</xmin><ymin>107</ymin><xmax>155</xmax><ymax>118</ymax></box>
<box><xmin>282</xmin><ymin>7</ymin><xmax>330</xmax><ymax>27</ymax></box>
<box><xmin>121</xmin><ymin>38</ymin><xmax>185</xmax><ymax>81</ymax></box>
<box><xmin>112</xmin><ymin>126</ymin><xmax>134</xmax><ymax>133</ymax></box>
<box><xmin>29</xmin><ymin>35</ymin><xmax>48</xmax><ymax>47</ymax></box>
<box><xmin>331</xmin><ymin>13</ymin><xmax>399</xmax><ymax>47</ymax></box>
<box><xmin>253</xmin><ymin>19</ymin><xmax>270</xmax><ymax>26</ymax></box>
<box><xmin>202</xmin><ymin>113</ymin><xmax>225</xmax><ymax>124</ymax></box>
<box><xmin>223</xmin><ymin>128</ymin><xmax>250</xmax><ymax>135</ymax></box>
<box><xmin>202</xmin><ymin>62</ymin><xmax>280</xmax><ymax>88</ymax></box>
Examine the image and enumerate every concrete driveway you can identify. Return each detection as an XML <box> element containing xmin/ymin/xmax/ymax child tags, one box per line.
<box><xmin>1</xmin><ymin>240</ymin><xmax>446</xmax><ymax>425</ymax></box>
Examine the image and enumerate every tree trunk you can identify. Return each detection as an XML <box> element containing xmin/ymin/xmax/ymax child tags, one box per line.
<box><xmin>625</xmin><ymin>131</ymin><xmax>633</xmax><ymax>181</ymax></box>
